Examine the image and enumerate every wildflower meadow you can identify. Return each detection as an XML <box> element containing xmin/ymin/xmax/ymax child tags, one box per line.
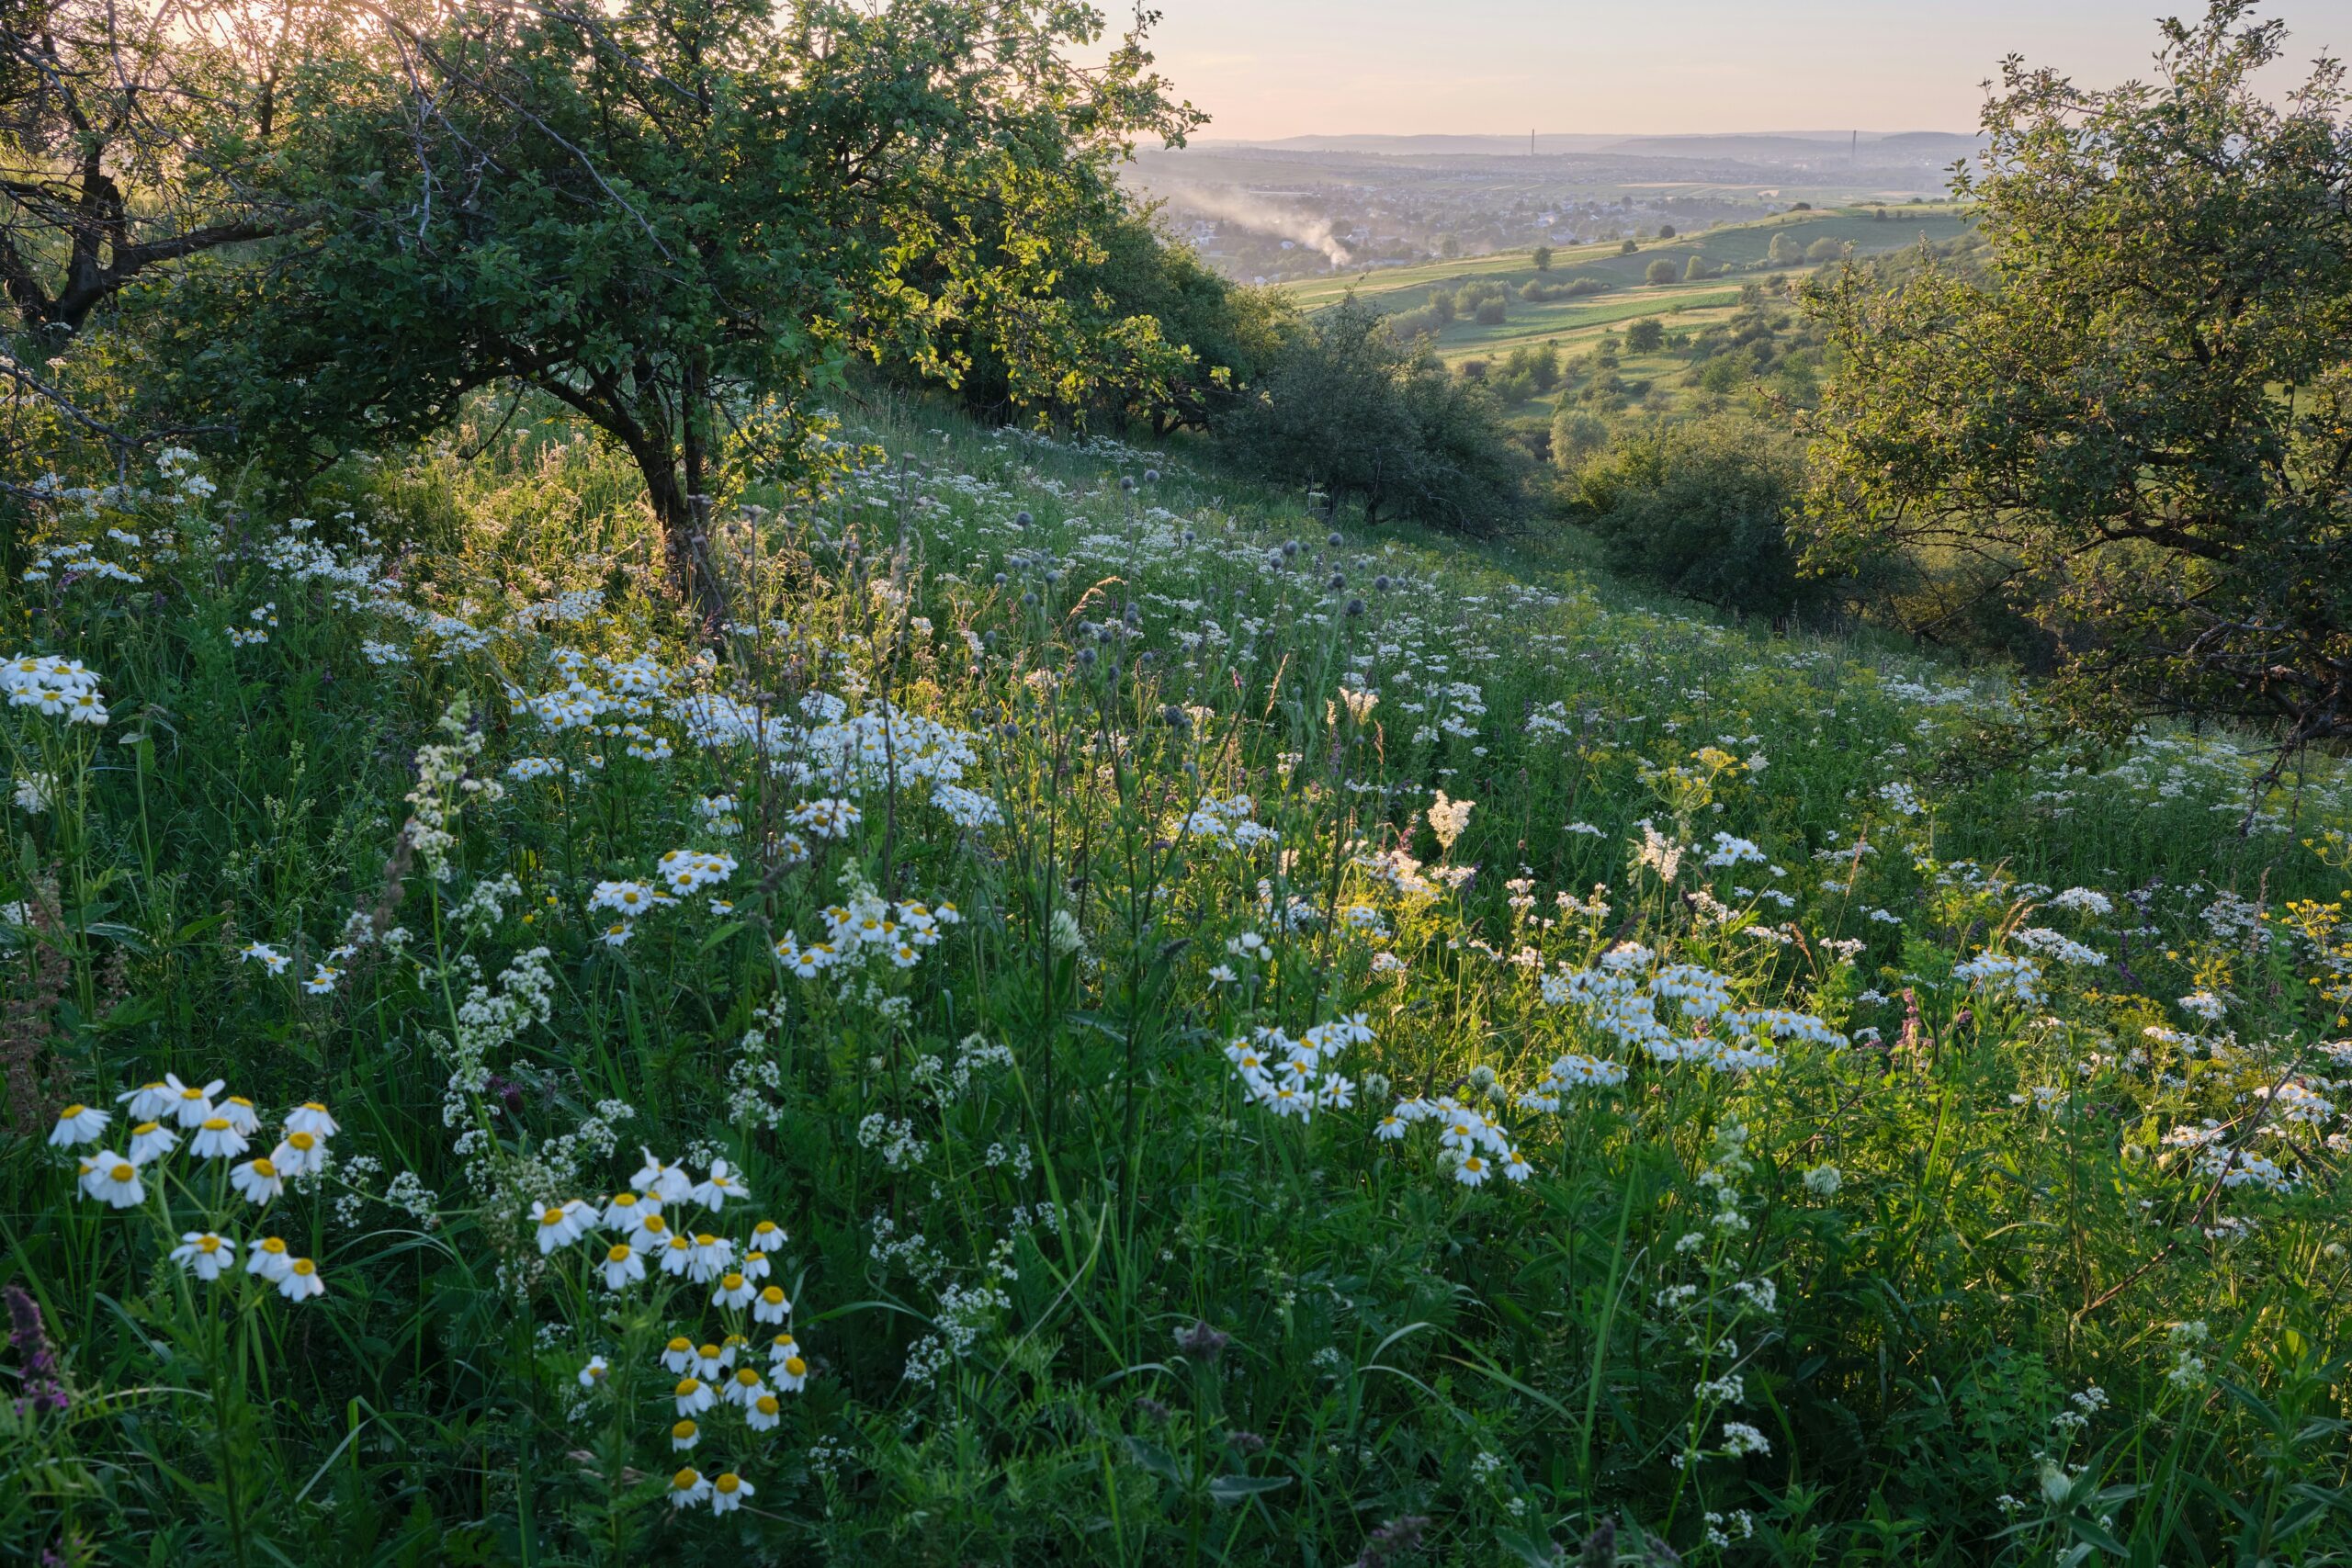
<box><xmin>4</xmin><ymin>397</ymin><xmax>2350</xmax><ymax>1566</ymax></box>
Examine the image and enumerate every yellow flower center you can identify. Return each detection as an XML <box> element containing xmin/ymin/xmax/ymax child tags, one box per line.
<box><xmin>198</xmin><ymin>1235</ymin><xmax>220</xmax><ymax>1253</ymax></box>
<box><xmin>667</xmin><ymin>1337</ymin><xmax>692</xmax><ymax>1354</ymax></box>
<box><xmin>606</xmin><ymin>1244</ymin><xmax>631</xmax><ymax>1263</ymax></box>
<box><xmin>302</xmin><ymin>1101</ymin><xmax>326</xmax><ymax>1113</ymax></box>
<box><xmin>715</xmin><ymin>1473</ymin><xmax>741</xmax><ymax>1495</ymax></box>
<box><xmin>61</xmin><ymin>1103</ymin><xmax>85</xmax><ymax>1118</ymax></box>
<box><xmin>135</xmin><ymin>1122</ymin><xmax>160</xmax><ymax>1135</ymax></box>
<box><xmin>756</xmin><ymin>1394</ymin><xmax>779</xmax><ymax>1416</ymax></box>
<box><xmin>642</xmin><ymin>1216</ymin><xmax>667</xmax><ymax>1235</ymax></box>
<box><xmin>612</xmin><ymin>1193</ymin><xmax>636</xmax><ymax>1208</ymax></box>
<box><xmin>260</xmin><ymin>1237</ymin><xmax>286</xmax><ymax>1255</ymax></box>
<box><xmin>109</xmin><ymin>1163</ymin><xmax>134</xmax><ymax>1182</ymax></box>
<box><xmin>540</xmin><ymin>1210</ymin><xmax>565</xmax><ymax>1227</ymax></box>
<box><xmin>761</xmin><ymin>1286</ymin><xmax>786</xmax><ymax>1304</ymax></box>
<box><xmin>672</xmin><ymin>1419</ymin><xmax>695</xmax><ymax>1439</ymax></box>
<box><xmin>695</xmin><ymin>1234</ymin><xmax>718</xmax><ymax>1247</ymax></box>
<box><xmin>675</xmin><ymin>1378</ymin><xmax>699</xmax><ymax>1396</ymax></box>
<box><xmin>292</xmin><ymin>1258</ymin><xmax>316</xmax><ymax>1277</ymax></box>
<box><xmin>698</xmin><ymin>1345</ymin><xmax>720</xmax><ymax>1360</ymax></box>
<box><xmin>250</xmin><ymin>1157</ymin><xmax>277</xmax><ymax>1178</ymax></box>
<box><xmin>785</xmin><ymin>1355</ymin><xmax>807</xmax><ymax>1377</ymax></box>
<box><xmin>287</xmin><ymin>1132</ymin><xmax>315</xmax><ymax>1151</ymax></box>
<box><xmin>202</xmin><ymin>1117</ymin><xmax>230</xmax><ymax>1132</ymax></box>
<box><xmin>721</xmin><ymin>1273</ymin><xmax>744</xmax><ymax>1291</ymax></box>
<box><xmin>672</xmin><ymin>1469</ymin><xmax>699</xmax><ymax>1490</ymax></box>
<box><xmin>735</xmin><ymin>1369</ymin><xmax>759</xmax><ymax>1388</ymax></box>
<box><xmin>180</xmin><ymin>1088</ymin><xmax>204</xmax><ymax>1100</ymax></box>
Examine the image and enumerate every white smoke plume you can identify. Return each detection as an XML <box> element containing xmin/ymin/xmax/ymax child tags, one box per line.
<box><xmin>1153</xmin><ymin>183</ymin><xmax>1353</xmax><ymax>266</ymax></box>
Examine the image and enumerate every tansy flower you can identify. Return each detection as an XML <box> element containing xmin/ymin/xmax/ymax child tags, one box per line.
<box><xmin>164</xmin><ymin>1073</ymin><xmax>225</xmax><ymax>1130</ymax></box>
<box><xmin>714</xmin><ymin>1272</ymin><xmax>754</xmax><ymax>1310</ymax></box>
<box><xmin>709</xmin><ymin>1472</ymin><xmax>753</xmax><ymax>1514</ymax></box>
<box><xmin>747</xmin><ymin>1392</ymin><xmax>783</xmax><ymax>1432</ymax></box>
<box><xmin>775</xmin><ymin>1350</ymin><xmax>809</xmax><ymax>1393</ymax></box>
<box><xmin>246</xmin><ymin>1235</ymin><xmax>294</xmax><ymax>1281</ymax></box>
<box><xmin>752</xmin><ymin>1285</ymin><xmax>792</xmax><ymax>1325</ymax></box>
<box><xmin>190</xmin><ymin>1117</ymin><xmax>249</xmax><ymax>1160</ymax></box>
<box><xmin>673</xmin><ymin>1376</ymin><xmax>716</xmax><ymax>1417</ymax></box>
<box><xmin>171</xmin><ymin>1232</ymin><xmax>232</xmax><ymax>1280</ymax></box>
<box><xmin>671</xmin><ymin>1418</ymin><xmax>699</xmax><ymax>1452</ymax></box>
<box><xmin>231</xmin><ymin>1156</ymin><xmax>284</xmax><ymax>1205</ymax></box>
<box><xmin>662</xmin><ymin>1337</ymin><xmax>696</xmax><ymax>1375</ymax></box>
<box><xmin>49</xmin><ymin>1103</ymin><xmax>107</xmax><ymax>1147</ymax></box>
<box><xmin>600</xmin><ymin>1243</ymin><xmax>644</xmax><ymax>1292</ymax></box>
<box><xmin>689</xmin><ymin>1158</ymin><xmax>746</xmax><ymax>1211</ymax></box>
<box><xmin>118</xmin><ymin>1080</ymin><xmax>172</xmax><ymax>1121</ymax></box>
<box><xmin>668</xmin><ymin>1467</ymin><xmax>711</xmax><ymax>1509</ymax></box>
<box><xmin>723</xmin><ymin>1367</ymin><xmax>766</xmax><ymax>1408</ymax></box>
<box><xmin>82</xmin><ymin>1152</ymin><xmax>144</xmax><ymax>1207</ymax></box>
<box><xmin>269</xmin><ymin>1130</ymin><xmax>324</xmax><ymax>1178</ymax></box>
<box><xmin>129</xmin><ymin>1121</ymin><xmax>177</xmax><ymax>1164</ymax></box>
<box><xmin>277</xmin><ymin>1257</ymin><xmax>326</xmax><ymax>1301</ymax></box>
<box><xmin>216</xmin><ymin>1097</ymin><xmax>262</xmax><ymax>1135</ymax></box>
<box><xmin>578</xmin><ymin>1356</ymin><xmax>609</xmax><ymax>1390</ymax></box>
<box><xmin>285</xmin><ymin>1102</ymin><xmax>340</xmax><ymax>1139</ymax></box>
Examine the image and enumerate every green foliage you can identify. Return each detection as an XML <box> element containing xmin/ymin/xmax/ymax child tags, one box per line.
<box><xmin>1226</xmin><ymin>298</ymin><xmax>1532</xmax><ymax>531</ymax></box>
<box><xmin>1803</xmin><ymin>0</ymin><xmax>2352</xmax><ymax>766</ymax></box>
<box><xmin>1623</xmin><ymin>319</ymin><xmax>1666</xmax><ymax>354</ymax></box>
<box><xmin>1569</xmin><ymin>417</ymin><xmax>1849</xmax><ymax>621</ymax></box>
<box><xmin>1644</xmin><ymin>259</ymin><xmax>1678</xmax><ymax>285</ymax></box>
<box><xmin>1532</xmin><ymin>244</ymin><xmax>1555</xmax><ymax>271</ymax></box>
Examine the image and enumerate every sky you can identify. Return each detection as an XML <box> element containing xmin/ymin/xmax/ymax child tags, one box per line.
<box><xmin>1140</xmin><ymin>0</ymin><xmax>2349</xmax><ymax>141</ymax></box>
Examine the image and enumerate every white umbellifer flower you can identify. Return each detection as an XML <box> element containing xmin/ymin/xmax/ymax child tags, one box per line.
<box><xmin>129</xmin><ymin>1121</ymin><xmax>177</xmax><ymax>1164</ymax></box>
<box><xmin>246</xmin><ymin>1235</ymin><xmax>296</xmax><ymax>1281</ymax></box>
<box><xmin>81</xmin><ymin>1152</ymin><xmax>144</xmax><ymax>1207</ymax></box>
<box><xmin>673</xmin><ymin>1376</ymin><xmax>717</xmax><ymax>1417</ymax></box>
<box><xmin>164</xmin><ymin>1073</ymin><xmax>226</xmax><ymax>1129</ymax></box>
<box><xmin>752</xmin><ymin>1285</ymin><xmax>792</xmax><ymax>1325</ymax></box>
<box><xmin>189</xmin><ymin>1118</ymin><xmax>248</xmax><ymax>1160</ymax></box>
<box><xmin>172</xmin><ymin>1232</ymin><xmax>232</xmax><ymax>1281</ymax></box>
<box><xmin>669</xmin><ymin>1467</ymin><xmax>712</xmax><ymax>1509</ymax></box>
<box><xmin>270</xmin><ymin>1131</ymin><xmax>326</xmax><ymax>1177</ymax></box>
<box><xmin>709</xmin><ymin>1472</ymin><xmax>753</xmax><ymax>1514</ymax></box>
<box><xmin>600</xmin><ymin>1243</ymin><xmax>646</xmax><ymax>1292</ymax></box>
<box><xmin>231</xmin><ymin>1156</ymin><xmax>285</xmax><ymax>1205</ymax></box>
<box><xmin>1720</xmin><ymin>1421</ymin><xmax>1770</xmax><ymax>1457</ymax></box>
<box><xmin>1803</xmin><ymin>1165</ymin><xmax>1843</xmax><ymax>1197</ymax></box>
<box><xmin>49</xmin><ymin>1103</ymin><xmax>108</xmax><ymax>1147</ymax></box>
<box><xmin>285</xmin><ymin>1102</ymin><xmax>340</xmax><ymax>1139</ymax></box>
<box><xmin>578</xmin><ymin>1355</ymin><xmax>609</xmax><ymax>1390</ymax></box>
<box><xmin>277</xmin><ymin>1257</ymin><xmax>326</xmax><ymax>1301</ymax></box>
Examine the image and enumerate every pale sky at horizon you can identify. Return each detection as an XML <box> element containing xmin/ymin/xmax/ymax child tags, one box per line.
<box><xmin>1141</xmin><ymin>0</ymin><xmax>2349</xmax><ymax>141</ymax></box>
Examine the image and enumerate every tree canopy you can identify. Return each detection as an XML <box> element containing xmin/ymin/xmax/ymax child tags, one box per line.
<box><xmin>1803</xmin><ymin>0</ymin><xmax>2352</xmax><ymax>770</ymax></box>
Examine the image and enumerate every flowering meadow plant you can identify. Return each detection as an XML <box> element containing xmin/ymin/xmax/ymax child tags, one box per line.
<box><xmin>1</xmin><ymin>409</ymin><xmax>2347</xmax><ymax>1565</ymax></box>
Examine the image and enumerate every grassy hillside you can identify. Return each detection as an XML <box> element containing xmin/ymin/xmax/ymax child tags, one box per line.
<box><xmin>5</xmin><ymin>391</ymin><xmax>2348</xmax><ymax>1565</ymax></box>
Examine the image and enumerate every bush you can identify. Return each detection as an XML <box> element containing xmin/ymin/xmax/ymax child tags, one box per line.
<box><xmin>1473</xmin><ymin>298</ymin><xmax>1506</xmax><ymax>326</ymax></box>
<box><xmin>1225</xmin><ymin>298</ymin><xmax>1531</xmax><ymax>532</ymax></box>
<box><xmin>1569</xmin><ymin>418</ymin><xmax>1850</xmax><ymax>622</ymax></box>
<box><xmin>1623</xmin><ymin>319</ymin><xmax>1666</xmax><ymax>353</ymax></box>
<box><xmin>1645</xmin><ymin>259</ymin><xmax>1678</xmax><ymax>285</ymax></box>
<box><xmin>1684</xmin><ymin>255</ymin><xmax>1713</xmax><ymax>281</ymax></box>
<box><xmin>1804</xmin><ymin>237</ymin><xmax>1844</xmax><ymax>263</ymax></box>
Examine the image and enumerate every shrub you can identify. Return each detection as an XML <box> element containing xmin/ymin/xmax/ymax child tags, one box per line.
<box><xmin>1645</xmin><ymin>259</ymin><xmax>1678</xmax><ymax>284</ymax></box>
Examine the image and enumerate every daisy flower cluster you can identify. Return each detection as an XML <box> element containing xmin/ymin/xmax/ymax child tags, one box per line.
<box><xmin>1538</xmin><ymin>945</ymin><xmax>1844</xmax><ymax>1073</ymax></box>
<box><xmin>772</xmin><ymin>867</ymin><xmax>961</xmax><ymax>978</ymax></box>
<box><xmin>1169</xmin><ymin>792</ymin><xmax>1280</xmax><ymax>849</ymax></box>
<box><xmin>1222</xmin><ymin>1014</ymin><xmax>1373</xmax><ymax>1120</ymax></box>
<box><xmin>548</xmin><ymin>1149</ymin><xmax>812</xmax><ymax>1515</ymax></box>
<box><xmin>51</xmin><ymin>1077</ymin><xmax>340</xmax><ymax>1302</ymax></box>
<box><xmin>1378</xmin><ymin>1091</ymin><xmax>1535</xmax><ymax>1187</ymax></box>
<box><xmin>3</xmin><ymin>651</ymin><xmax>108</xmax><ymax>726</ymax></box>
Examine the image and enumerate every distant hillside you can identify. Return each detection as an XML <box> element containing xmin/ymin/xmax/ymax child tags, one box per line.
<box><xmin>1202</xmin><ymin>130</ymin><xmax>1984</xmax><ymax>167</ymax></box>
